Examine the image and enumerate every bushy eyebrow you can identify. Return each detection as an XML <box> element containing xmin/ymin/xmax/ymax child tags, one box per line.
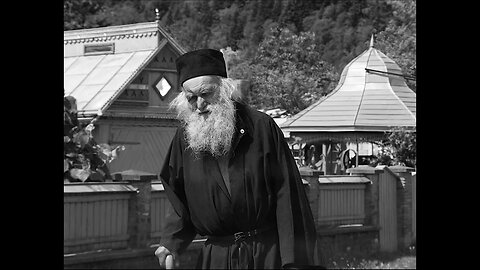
<box><xmin>185</xmin><ymin>83</ymin><xmax>218</xmax><ymax>95</ymax></box>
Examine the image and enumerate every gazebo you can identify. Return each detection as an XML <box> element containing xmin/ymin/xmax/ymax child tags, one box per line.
<box><xmin>280</xmin><ymin>36</ymin><xmax>416</xmax><ymax>174</ymax></box>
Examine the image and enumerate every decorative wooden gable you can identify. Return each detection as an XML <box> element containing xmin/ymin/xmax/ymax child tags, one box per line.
<box><xmin>147</xmin><ymin>44</ymin><xmax>178</xmax><ymax>100</ymax></box>
<box><xmin>108</xmin><ymin>43</ymin><xmax>181</xmax><ymax>117</ymax></box>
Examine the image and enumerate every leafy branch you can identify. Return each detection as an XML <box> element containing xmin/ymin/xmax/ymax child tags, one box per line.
<box><xmin>377</xmin><ymin>126</ymin><xmax>416</xmax><ymax>168</ymax></box>
<box><xmin>64</xmin><ymin>95</ymin><xmax>125</xmax><ymax>182</ymax></box>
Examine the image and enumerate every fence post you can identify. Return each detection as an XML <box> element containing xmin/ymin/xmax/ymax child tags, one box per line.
<box><xmin>389</xmin><ymin>165</ymin><xmax>415</xmax><ymax>251</ymax></box>
<box><xmin>347</xmin><ymin>167</ymin><xmax>383</xmax><ymax>229</ymax></box>
<box><xmin>299</xmin><ymin>167</ymin><xmax>322</xmax><ymax>226</ymax></box>
<box><xmin>114</xmin><ymin>170</ymin><xmax>157</xmax><ymax>249</ymax></box>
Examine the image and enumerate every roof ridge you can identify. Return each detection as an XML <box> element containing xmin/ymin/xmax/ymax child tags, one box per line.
<box><xmin>353</xmin><ymin>48</ymin><xmax>373</xmax><ymax>126</ymax></box>
<box><xmin>64</xmin><ymin>21</ymin><xmax>186</xmax><ymax>55</ymax></box>
<box><xmin>64</xmin><ymin>21</ymin><xmax>157</xmax><ymax>37</ymax></box>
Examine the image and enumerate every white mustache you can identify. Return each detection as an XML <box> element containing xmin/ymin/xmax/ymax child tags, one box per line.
<box><xmin>195</xmin><ymin>108</ymin><xmax>210</xmax><ymax>115</ymax></box>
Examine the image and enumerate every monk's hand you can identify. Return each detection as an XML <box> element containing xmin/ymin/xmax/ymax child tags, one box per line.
<box><xmin>154</xmin><ymin>246</ymin><xmax>175</xmax><ymax>269</ymax></box>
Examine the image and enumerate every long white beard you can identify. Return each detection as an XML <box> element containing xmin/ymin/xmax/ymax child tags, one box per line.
<box><xmin>171</xmin><ymin>77</ymin><xmax>240</xmax><ymax>158</ymax></box>
<box><xmin>175</xmin><ymin>98</ymin><xmax>235</xmax><ymax>158</ymax></box>
<box><xmin>185</xmin><ymin>101</ymin><xmax>235</xmax><ymax>157</ymax></box>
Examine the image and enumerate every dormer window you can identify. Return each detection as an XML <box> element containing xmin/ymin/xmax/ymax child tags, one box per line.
<box><xmin>84</xmin><ymin>43</ymin><xmax>115</xmax><ymax>55</ymax></box>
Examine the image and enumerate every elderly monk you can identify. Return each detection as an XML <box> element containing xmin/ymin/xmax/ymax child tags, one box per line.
<box><xmin>154</xmin><ymin>49</ymin><xmax>321</xmax><ymax>269</ymax></box>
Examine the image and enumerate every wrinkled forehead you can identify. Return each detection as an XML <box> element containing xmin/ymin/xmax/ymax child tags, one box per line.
<box><xmin>182</xmin><ymin>75</ymin><xmax>221</xmax><ymax>93</ymax></box>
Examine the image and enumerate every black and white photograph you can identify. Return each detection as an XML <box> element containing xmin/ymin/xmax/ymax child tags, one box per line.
<box><xmin>63</xmin><ymin>0</ymin><xmax>416</xmax><ymax>269</ymax></box>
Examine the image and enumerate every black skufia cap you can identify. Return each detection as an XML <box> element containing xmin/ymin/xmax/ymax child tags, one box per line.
<box><xmin>176</xmin><ymin>49</ymin><xmax>227</xmax><ymax>86</ymax></box>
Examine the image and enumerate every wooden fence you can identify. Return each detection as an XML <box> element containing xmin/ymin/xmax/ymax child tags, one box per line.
<box><xmin>378</xmin><ymin>168</ymin><xmax>398</xmax><ymax>252</ymax></box>
<box><xmin>64</xmin><ymin>183</ymin><xmax>136</xmax><ymax>254</ymax></box>
<box><xmin>316</xmin><ymin>176</ymin><xmax>370</xmax><ymax>227</ymax></box>
<box><xmin>64</xmin><ymin>165</ymin><xmax>416</xmax><ymax>260</ymax></box>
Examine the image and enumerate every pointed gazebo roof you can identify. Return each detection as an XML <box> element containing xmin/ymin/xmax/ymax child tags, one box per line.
<box><xmin>280</xmin><ymin>35</ymin><xmax>416</xmax><ymax>143</ymax></box>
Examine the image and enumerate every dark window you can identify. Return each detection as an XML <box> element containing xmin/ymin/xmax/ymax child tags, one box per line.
<box><xmin>84</xmin><ymin>43</ymin><xmax>115</xmax><ymax>55</ymax></box>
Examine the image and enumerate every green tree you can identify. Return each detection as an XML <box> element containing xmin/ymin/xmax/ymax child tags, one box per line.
<box><xmin>165</xmin><ymin>1</ymin><xmax>217</xmax><ymax>50</ymax></box>
<box><xmin>63</xmin><ymin>0</ymin><xmax>414</xmax><ymax>107</ymax></box>
<box><xmin>305</xmin><ymin>0</ymin><xmax>393</xmax><ymax>71</ymax></box>
<box><xmin>377</xmin><ymin>126</ymin><xmax>416</xmax><ymax>168</ymax></box>
<box><xmin>208</xmin><ymin>3</ymin><xmax>244</xmax><ymax>49</ymax></box>
<box><xmin>85</xmin><ymin>0</ymin><xmax>145</xmax><ymax>27</ymax></box>
<box><xmin>248</xmin><ymin>27</ymin><xmax>338</xmax><ymax>113</ymax></box>
<box><xmin>375</xmin><ymin>0</ymin><xmax>416</xmax><ymax>92</ymax></box>
<box><xmin>64</xmin><ymin>0</ymin><xmax>404</xmax><ymax>74</ymax></box>
<box><xmin>64</xmin><ymin>96</ymin><xmax>125</xmax><ymax>182</ymax></box>
<box><xmin>222</xmin><ymin>47</ymin><xmax>252</xmax><ymax>80</ymax></box>
<box><xmin>64</xmin><ymin>0</ymin><xmax>105</xmax><ymax>30</ymax></box>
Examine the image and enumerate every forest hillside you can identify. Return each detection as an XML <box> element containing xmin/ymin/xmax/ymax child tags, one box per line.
<box><xmin>64</xmin><ymin>0</ymin><xmax>416</xmax><ymax>113</ymax></box>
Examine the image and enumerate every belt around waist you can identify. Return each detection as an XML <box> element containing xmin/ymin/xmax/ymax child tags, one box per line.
<box><xmin>207</xmin><ymin>226</ymin><xmax>273</xmax><ymax>244</ymax></box>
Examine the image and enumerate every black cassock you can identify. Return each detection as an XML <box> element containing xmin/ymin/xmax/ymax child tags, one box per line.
<box><xmin>159</xmin><ymin>101</ymin><xmax>320</xmax><ymax>269</ymax></box>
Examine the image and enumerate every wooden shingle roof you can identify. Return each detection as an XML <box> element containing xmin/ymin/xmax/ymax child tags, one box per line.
<box><xmin>64</xmin><ymin>48</ymin><xmax>158</xmax><ymax>114</ymax></box>
<box><xmin>281</xmin><ymin>37</ymin><xmax>416</xmax><ymax>135</ymax></box>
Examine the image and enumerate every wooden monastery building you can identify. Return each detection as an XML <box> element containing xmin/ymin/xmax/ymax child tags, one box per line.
<box><xmin>64</xmin><ymin>20</ymin><xmax>187</xmax><ymax>175</ymax></box>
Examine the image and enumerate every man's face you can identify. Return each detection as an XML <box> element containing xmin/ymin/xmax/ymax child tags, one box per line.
<box><xmin>173</xmin><ymin>75</ymin><xmax>236</xmax><ymax>157</ymax></box>
<box><xmin>182</xmin><ymin>76</ymin><xmax>221</xmax><ymax>116</ymax></box>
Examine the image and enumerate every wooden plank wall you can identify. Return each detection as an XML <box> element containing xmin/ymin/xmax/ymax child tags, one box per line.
<box><xmin>378</xmin><ymin>169</ymin><xmax>398</xmax><ymax>252</ymax></box>
<box><xmin>64</xmin><ymin>192</ymin><xmax>131</xmax><ymax>254</ymax></box>
<box><xmin>317</xmin><ymin>183</ymin><xmax>366</xmax><ymax>227</ymax></box>
<box><xmin>108</xmin><ymin>126</ymin><xmax>177</xmax><ymax>174</ymax></box>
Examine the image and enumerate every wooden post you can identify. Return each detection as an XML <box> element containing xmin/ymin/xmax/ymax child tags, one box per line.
<box><xmin>299</xmin><ymin>167</ymin><xmax>322</xmax><ymax>226</ymax></box>
<box><xmin>389</xmin><ymin>165</ymin><xmax>415</xmax><ymax>251</ymax></box>
<box><xmin>322</xmin><ymin>143</ymin><xmax>327</xmax><ymax>175</ymax></box>
<box><xmin>347</xmin><ymin>166</ymin><xmax>384</xmax><ymax>228</ymax></box>
<box><xmin>114</xmin><ymin>170</ymin><xmax>157</xmax><ymax>248</ymax></box>
<box><xmin>346</xmin><ymin>166</ymin><xmax>384</xmax><ymax>253</ymax></box>
<box><xmin>355</xmin><ymin>139</ymin><xmax>359</xmax><ymax>167</ymax></box>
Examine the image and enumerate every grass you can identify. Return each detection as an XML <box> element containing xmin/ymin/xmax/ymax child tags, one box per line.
<box><xmin>326</xmin><ymin>247</ymin><xmax>416</xmax><ymax>269</ymax></box>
